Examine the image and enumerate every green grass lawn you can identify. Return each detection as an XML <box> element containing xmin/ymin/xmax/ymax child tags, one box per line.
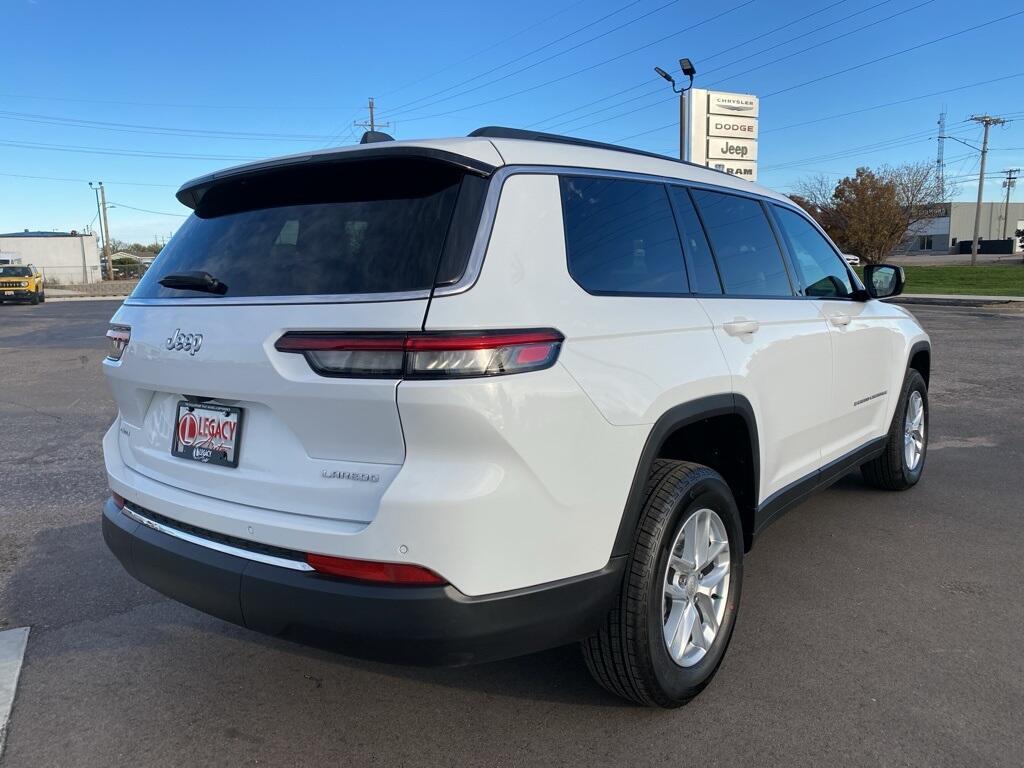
<box><xmin>856</xmin><ymin>265</ymin><xmax>1024</xmax><ymax>296</ymax></box>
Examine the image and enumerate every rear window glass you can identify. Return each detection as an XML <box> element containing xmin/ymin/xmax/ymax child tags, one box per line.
<box><xmin>134</xmin><ymin>158</ymin><xmax>475</xmax><ymax>299</ymax></box>
<box><xmin>560</xmin><ymin>176</ymin><xmax>688</xmax><ymax>295</ymax></box>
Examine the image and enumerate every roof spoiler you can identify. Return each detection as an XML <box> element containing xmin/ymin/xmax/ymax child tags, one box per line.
<box><xmin>175</xmin><ymin>146</ymin><xmax>497</xmax><ymax>210</ymax></box>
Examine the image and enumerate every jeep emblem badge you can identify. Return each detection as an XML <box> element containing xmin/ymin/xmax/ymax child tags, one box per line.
<box><xmin>166</xmin><ymin>328</ymin><xmax>203</xmax><ymax>356</ymax></box>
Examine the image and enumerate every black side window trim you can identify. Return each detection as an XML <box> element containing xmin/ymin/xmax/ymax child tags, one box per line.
<box><xmin>666</xmin><ymin>185</ymin><xmax>724</xmax><ymax>295</ymax></box>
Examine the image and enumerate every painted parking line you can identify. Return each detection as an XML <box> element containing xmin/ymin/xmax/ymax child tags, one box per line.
<box><xmin>0</xmin><ymin>627</ymin><xmax>30</xmax><ymax>760</ymax></box>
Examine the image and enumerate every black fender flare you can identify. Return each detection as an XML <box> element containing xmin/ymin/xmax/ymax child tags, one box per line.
<box><xmin>611</xmin><ymin>394</ymin><xmax>759</xmax><ymax>557</ymax></box>
<box><xmin>907</xmin><ymin>340</ymin><xmax>931</xmax><ymax>384</ymax></box>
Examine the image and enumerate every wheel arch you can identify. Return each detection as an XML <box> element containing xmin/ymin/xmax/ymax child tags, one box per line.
<box><xmin>611</xmin><ymin>394</ymin><xmax>760</xmax><ymax>557</ymax></box>
<box><xmin>908</xmin><ymin>340</ymin><xmax>930</xmax><ymax>387</ymax></box>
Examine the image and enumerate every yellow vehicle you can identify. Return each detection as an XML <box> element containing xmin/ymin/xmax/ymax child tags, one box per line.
<box><xmin>0</xmin><ymin>264</ymin><xmax>45</xmax><ymax>305</ymax></box>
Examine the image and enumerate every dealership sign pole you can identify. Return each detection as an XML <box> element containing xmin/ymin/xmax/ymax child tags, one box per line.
<box><xmin>681</xmin><ymin>89</ymin><xmax>759</xmax><ymax>182</ymax></box>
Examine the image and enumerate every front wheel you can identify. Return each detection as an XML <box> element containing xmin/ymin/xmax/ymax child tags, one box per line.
<box><xmin>861</xmin><ymin>369</ymin><xmax>928</xmax><ymax>490</ymax></box>
<box><xmin>29</xmin><ymin>291</ymin><xmax>39</xmax><ymax>305</ymax></box>
<box><xmin>582</xmin><ymin>460</ymin><xmax>743</xmax><ymax>707</ymax></box>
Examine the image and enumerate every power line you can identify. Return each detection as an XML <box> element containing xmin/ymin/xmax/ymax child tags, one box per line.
<box><xmin>702</xmin><ymin>0</ymin><xmax>935</xmax><ymax>88</ymax></box>
<box><xmin>763</xmin><ymin>9</ymin><xmax>1024</xmax><ymax>98</ymax></box>
<box><xmin>0</xmin><ymin>92</ymin><xmax>363</xmax><ymax>112</ymax></box>
<box><xmin>531</xmin><ymin>0</ymin><xmax>876</xmax><ymax>130</ymax></box>
<box><xmin>0</xmin><ymin>139</ymin><xmax>256</xmax><ymax>162</ymax></box>
<box><xmin>377</xmin><ymin>0</ymin><xmax>673</xmax><ymax>121</ymax></box>
<box><xmin>0</xmin><ymin>171</ymin><xmax>177</xmax><ymax>187</ymax></box>
<box><xmin>107</xmin><ymin>201</ymin><xmax>188</xmax><ymax>217</ymax></box>
<box><xmin>614</xmin><ymin>10</ymin><xmax>1024</xmax><ymax>143</ymax></box>
<box><xmin>379</xmin><ymin>1</ymin><xmax>753</xmax><ymax>125</ymax></box>
<box><xmin>0</xmin><ymin>109</ymin><xmax>333</xmax><ymax>142</ymax></box>
<box><xmin>381</xmin><ymin>0</ymin><xmax>592</xmax><ymax>97</ymax></box>
<box><xmin>760</xmin><ymin>73</ymin><xmax>1024</xmax><ymax>134</ymax></box>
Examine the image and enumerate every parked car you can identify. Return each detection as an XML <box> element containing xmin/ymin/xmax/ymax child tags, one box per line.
<box><xmin>843</xmin><ymin>253</ymin><xmax>861</xmax><ymax>267</ymax></box>
<box><xmin>100</xmin><ymin>128</ymin><xmax>930</xmax><ymax>707</ymax></box>
<box><xmin>0</xmin><ymin>264</ymin><xmax>45</xmax><ymax>304</ymax></box>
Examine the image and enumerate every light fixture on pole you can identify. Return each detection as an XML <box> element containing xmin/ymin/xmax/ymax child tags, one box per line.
<box><xmin>654</xmin><ymin>58</ymin><xmax>697</xmax><ymax>161</ymax></box>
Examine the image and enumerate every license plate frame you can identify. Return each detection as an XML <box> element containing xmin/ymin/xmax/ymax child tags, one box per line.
<box><xmin>171</xmin><ymin>401</ymin><xmax>243</xmax><ymax>468</ymax></box>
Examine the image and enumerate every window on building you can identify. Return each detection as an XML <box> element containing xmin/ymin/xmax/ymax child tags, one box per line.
<box><xmin>560</xmin><ymin>176</ymin><xmax>688</xmax><ymax>295</ymax></box>
<box><xmin>690</xmin><ymin>189</ymin><xmax>792</xmax><ymax>297</ymax></box>
<box><xmin>918</xmin><ymin>235</ymin><xmax>933</xmax><ymax>250</ymax></box>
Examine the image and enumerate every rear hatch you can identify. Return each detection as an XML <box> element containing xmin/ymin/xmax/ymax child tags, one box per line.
<box><xmin>105</xmin><ymin>150</ymin><xmax>493</xmax><ymax>524</ymax></box>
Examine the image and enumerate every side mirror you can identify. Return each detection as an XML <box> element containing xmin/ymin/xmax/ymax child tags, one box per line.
<box><xmin>863</xmin><ymin>264</ymin><xmax>905</xmax><ymax>299</ymax></box>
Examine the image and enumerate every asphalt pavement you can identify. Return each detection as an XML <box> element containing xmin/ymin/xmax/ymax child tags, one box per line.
<box><xmin>0</xmin><ymin>300</ymin><xmax>1022</xmax><ymax>767</ymax></box>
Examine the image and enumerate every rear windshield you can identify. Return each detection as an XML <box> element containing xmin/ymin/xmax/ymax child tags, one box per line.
<box><xmin>133</xmin><ymin>157</ymin><xmax>484</xmax><ymax>299</ymax></box>
<box><xmin>0</xmin><ymin>266</ymin><xmax>32</xmax><ymax>277</ymax></box>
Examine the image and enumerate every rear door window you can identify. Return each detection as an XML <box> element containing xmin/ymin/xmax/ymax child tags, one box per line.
<box><xmin>560</xmin><ymin>176</ymin><xmax>688</xmax><ymax>295</ymax></box>
<box><xmin>771</xmin><ymin>205</ymin><xmax>853</xmax><ymax>297</ymax></box>
<box><xmin>134</xmin><ymin>157</ymin><xmax>478</xmax><ymax>299</ymax></box>
<box><xmin>690</xmin><ymin>189</ymin><xmax>793</xmax><ymax>297</ymax></box>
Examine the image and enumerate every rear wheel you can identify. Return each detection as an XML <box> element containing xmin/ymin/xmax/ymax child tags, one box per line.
<box><xmin>582</xmin><ymin>460</ymin><xmax>743</xmax><ymax>707</ymax></box>
<box><xmin>38</xmin><ymin>289</ymin><xmax>45</xmax><ymax>303</ymax></box>
<box><xmin>861</xmin><ymin>369</ymin><xmax>928</xmax><ymax>490</ymax></box>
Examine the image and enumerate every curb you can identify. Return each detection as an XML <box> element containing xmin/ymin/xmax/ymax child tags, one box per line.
<box><xmin>890</xmin><ymin>297</ymin><xmax>1016</xmax><ymax>308</ymax></box>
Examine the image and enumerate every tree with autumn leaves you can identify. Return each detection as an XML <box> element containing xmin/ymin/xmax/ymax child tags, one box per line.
<box><xmin>792</xmin><ymin>163</ymin><xmax>949</xmax><ymax>264</ymax></box>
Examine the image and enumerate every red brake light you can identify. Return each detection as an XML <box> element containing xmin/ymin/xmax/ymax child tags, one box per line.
<box><xmin>306</xmin><ymin>553</ymin><xmax>446</xmax><ymax>585</ymax></box>
<box><xmin>275</xmin><ymin>329</ymin><xmax>563</xmax><ymax>379</ymax></box>
<box><xmin>111</xmin><ymin>492</ymin><xmax>126</xmax><ymax>510</ymax></box>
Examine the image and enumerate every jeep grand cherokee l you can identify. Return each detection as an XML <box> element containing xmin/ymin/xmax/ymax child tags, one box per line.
<box><xmin>101</xmin><ymin>127</ymin><xmax>929</xmax><ymax>707</ymax></box>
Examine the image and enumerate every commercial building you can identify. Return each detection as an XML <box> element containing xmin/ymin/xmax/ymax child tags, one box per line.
<box><xmin>901</xmin><ymin>202</ymin><xmax>1024</xmax><ymax>254</ymax></box>
<box><xmin>0</xmin><ymin>230</ymin><xmax>101</xmax><ymax>284</ymax></box>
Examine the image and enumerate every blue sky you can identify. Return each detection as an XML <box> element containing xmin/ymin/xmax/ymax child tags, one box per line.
<box><xmin>2</xmin><ymin>0</ymin><xmax>1022</xmax><ymax>243</ymax></box>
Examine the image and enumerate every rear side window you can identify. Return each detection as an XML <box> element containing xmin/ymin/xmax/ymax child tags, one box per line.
<box><xmin>772</xmin><ymin>206</ymin><xmax>853</xmax><ymax>297</ymax></box>
<box><xmin>690</xmin><ymin>189</ymin><xmax>792</xmax><ymax>297</ymax></box>
<box><xmin>560</xmin><ymin>176</ymin><xmax>688</xmax><ymax>295</ymax></box>
<box><xmin>134</xmin><ymin>157</ymin><xmax>477</xmax><ymax>299</ymax></box>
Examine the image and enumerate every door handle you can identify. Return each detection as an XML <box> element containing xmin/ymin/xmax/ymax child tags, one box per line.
<box><xmin>828</xmin><ymin>313</ymin><xmax>852</xmax><ymax>327</ymax></box>
<box><xmin>722</xmin><ymin>319</ymin><xmax>760</xmax><ymax>336</ymax></box>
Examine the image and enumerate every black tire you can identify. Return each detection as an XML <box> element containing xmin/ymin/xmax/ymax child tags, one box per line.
<box><xmin>582</xmin><ymin>459</ymin><xmax>743</xmax><ymax>707</ymax></box>
<box><xmin>861</xmin><ymin>369</ymin><xmax>928</xmax><ymax>490</ymax></box>
<box><xmin>39</xmin><ymin>290</ymin><xmax>45</xmax><ymax>303</ymax></box>
<box><xmin>29</xmin><ymin>291</ymin><xmax>39</xmax><ymax>305</ymax></box>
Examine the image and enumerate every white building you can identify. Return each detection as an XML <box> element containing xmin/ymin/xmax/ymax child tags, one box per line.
<box><xmin>901</xmin><ymin>202</ymin><xmax>1024</xmax><ymax>254</ymax></box>
<box><xmin>0</xmin><ymin>230</ymin><xmax>102</xmax><ymax>284</ymax></box>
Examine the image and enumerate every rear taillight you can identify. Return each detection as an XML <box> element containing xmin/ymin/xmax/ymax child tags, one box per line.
<box><xmin>106</xmin><ymin>325</ymin><xmax>131</xmax><ymax>361</ymax></box>
<box><xmin>305</xmin><ymin>553</ymin><xmax>446</xmax><ymax>585</ymax></box>
<box><xmin>275</xmin><ymin>329</ymin><xmax>563</xmax><ymax>379</ymax></box>
<box><xmin>111</xmin><ymin>491</ymin><xmax>126</xmax><ymax>509</ymax></box>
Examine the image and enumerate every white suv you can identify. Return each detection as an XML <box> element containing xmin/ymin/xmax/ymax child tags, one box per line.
<box><xmin>101</xmin><ymin>128</ymin><xmax>930</xmax><ymax>707</ymax></box>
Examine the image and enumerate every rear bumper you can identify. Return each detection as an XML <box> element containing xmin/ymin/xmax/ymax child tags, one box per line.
<box><xmin>102</xmin><ymin>498</ymin><xmax>625</xmax><ymax>666</ymax></box>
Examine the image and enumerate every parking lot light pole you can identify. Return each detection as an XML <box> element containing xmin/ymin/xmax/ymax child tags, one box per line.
<box><xmin>654</xmin><ymin>58</ymin><xmax>696</xmax><ymax>161</ymax></box>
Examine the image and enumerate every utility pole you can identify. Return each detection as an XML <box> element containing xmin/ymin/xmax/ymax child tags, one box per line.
<box><xmin>936</xmin><ymin>108</ymin><xmax>946</xmax><ymax>197</ymax></box>
<box><xmin>968</xmin><ymin>115</ymin><xmax>1007</xmax><ymax>266</ymax></box>
<box><xmin>354</xmin><ymin>97</ymin><xmax>389</xmax><ymax>136</ymax></box>
<box><xmin>89</xmin><ymin>181</ymin><xmax>113</xmax><ymax>280</ymax></box>
<box><xmin>1001</xmin><ymin>168</ymin><xmax>1019</xmax><ymax>240</ymax></box>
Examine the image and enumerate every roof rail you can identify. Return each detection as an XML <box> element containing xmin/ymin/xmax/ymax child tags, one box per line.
<box><xmin>468</xmin><ymin>126</ymin><xmax>719</xmax><ymax>172</ymax></box>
